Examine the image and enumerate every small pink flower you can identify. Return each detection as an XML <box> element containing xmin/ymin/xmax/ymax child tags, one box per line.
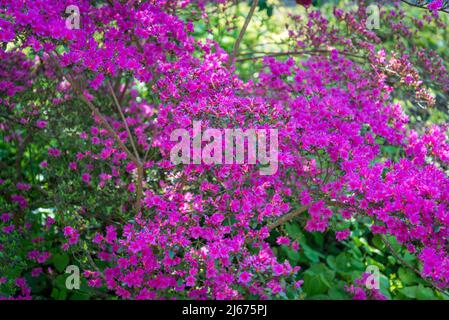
<box><xmin>16</xmin><ymin>182</ymin><xmax>31</xmax><ymax>191</ymax></box>
<box><xmin>336</xmin><ymin>229</ymin><xmax>350</xmax><ymax>241</ymax></box>
<box><xmin>429</xmin><ymin>0</ymin><xmax>443</xmax><ymax>11</ymax></box>
<box><xmin>90</xmin><ymin>127</ymin><xmax>100</xmax><ymax>135</ymax></box>
<box><xmin>82</xmin><ymin>173</ymin><xmax>91</xmax><ymax>184</ymax></box>
<box><xmin>90</xmin><ymin>73</ymin><xmax>105</xmax><ymax>90</ymax></box>
<box><xmin>36</xmin><ymin>120</ymin><xmax>48</xmax><ymax>128</ymax></box>
<box><xmin>292</xmin><ymin>241</ymin><xmax>300</xmax><ymax>250</ymax></box>
<box><xmin>2</xmin><ymin>225</ymin><xmax>14</xmax><ymax>234</ymax></box>
<box><xmin>93</xmin><ymin>233</ymin><xmax>103</xmax><ymax>244</ymax></box>
<box><xmin>37</xmin><ymin>252</ymin><xmax>51</xmax><ymax>263</ymax></box>
<box><xmin>276</xmin><ymin>236</ymin><xmax>290</xmax><ymax>246</ymax></box>
<box><xmin>69</xmin><ymin>162</ymin><xmax>78</xmax><ymax>170</ymax></box>
<box><xmin>31</xmin><ymin>268</ymin><xmax>43</xmax><ymax>277</ymax></box>
<box><xmin>1</xmin><ymin>213</ymin><xmax>11</xmax><ymax>222</ymax></box>
<box><xmin>83</xmin><ymin>90</ymin><xmax>94</xmax><ymax>101</ymax></box>
<box><xmin>45</xmin><ymin>217</ymin><xmax>55</xmax><ymax>227</ymax></box>
<box><xmin>238</xmin><ymin>272</ymin><xmax>252</xmax><ymax>285</ymax></box>
<box><xmin>48</xmin><ymin>148</ymin><xmax>61</xmax><ymax>157</ymax></box>
<box><xmin>272</xmin><ymin>264</ymin><xmax>284</xmax><ymax>276</ymax></box>
<box><xmin>63</xmin><ymin>226</ymin><xmax>74</xmax><ymax>236</ymax></box>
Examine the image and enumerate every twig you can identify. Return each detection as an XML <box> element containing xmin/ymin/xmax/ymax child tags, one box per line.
<box><xmin>80</xmin><ymin>95</ymin><xmax>139</xmax><ymax>164</ymax></box>
<box><xmin>236</xmin><ymin>49</ymin><xmax>367</xmax><ymax>62</ymax></box>
<box><xmin>228</xmin><ymin>0</ymin><xmax>259</xmax><ymax>67</ymax></box>
<box><xmin>107</xmin><ymin>80</ymin><xmax>141</xmax><ymax>165</ymax></box>
<box><xmin>136</xmin><ymin>165</ymin><xmax>143</xmax><ymax>212</ymax></box>
<box><xmin>400</xmin><ymin>0</ymin><xmax>449</xmax><ymax>14</ymax></box>
<box><xmin>267</xmin><ymin>205</ymin><xmax>308</xmax><ymax>230</ymax></box>
<box><xmin>86</xmin><ymin>250</ymin><xmax>106</xmax><ymax>281</ymax></box>
<box><xmin>48</xmin><ymin>54</ymin><xmax>139</xmax><ymax>164</ymax></box>
<box><xmin>118</xmin><ymin>77</ymin><xmax>131</xmax><ymax>105</ymax></box>
<box><xmin>381</xmin><ymin>235</ymin><xmax>449</xmax><ymax>297</ymax></box>
<box><xmin>107</xmin><ymin>80</ymin><xmax>144</xmax><ymax>211</ymax></box>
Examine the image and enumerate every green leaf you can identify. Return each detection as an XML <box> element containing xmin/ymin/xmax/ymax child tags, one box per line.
<box><xmin>399</xmin><ymin>286</ymin><xmax>419</xmax><ymax>299</ymax></box>
<box><xmin>302</xmin><ymin>243</ymin><xmax>324</xmax><ymax>263</ymax></box>
<box><xmin>303</xmin><ymin>263</ymin><xmax>335</xmax><ymax>297</ymax></box>
<box><xmin>282</xmin><ymin>246</ymin><xmax>300</xmax><ymax>264</ymax></box>
<box><xmin>285</xmin><ymin>223</ymin><xmax>303</xmax><ymax>240</ymax></box>
<box><xmin>328</xmin><ymin>286</ymin><xmax>349</xmax><ymax>300</ymax></box>
<box><xmin>55</xmin><ymin>274</ymin><xmax>68</xmax><ymax>289</ymax></box>
<box><xmin>51</xmin><ymin>288</ymin><xmax>59</xmax><ymax>300</ymax></box>
<box><xmin>52</xmin><ymin>253</ymin><xmax>69</xmax><ymax>273</ymax></box>
<box><xmin>70</xmin><ymin>292</ymin><xmax>90</xmax><ymax>300</ymax></box>
<box><xmin>398</xmin><ymin>267</ymin><xmax>418</xmax><ymax>286</ymax></box>
<box><xmin>308</xmin><ymin>294</ymin><xmax>329</xmax><ymax>300</ymax></box>
<box><xmin>57</xmin><ymin>288</ymin><xmax>68</xmax><ymax>300</ymax></box>
<box><xmin>335</xmin><ymin>253</ymin><xmax>352</xmax><ymax>272</ymax></box>
<box><xmin>349</xmin><ymin>257</ymin><xmax>365</xmax><ymax>271</ymax></box>
<box><xmin>326</xmin><ymin>256</ymin><xmax>337</xmax><ymax>270</ymax></box>
<box><xmin>416</xmin><ymin>285</ymin><xmax>437</xmax><ymax>300</ymax></box>
<box><xmin>303</xmin><ymin>273</ymin><xmax>328</xmax><ymax>297</ymax></box>
<box><xmin>372</xmin><ymin>235</ymin><xmax>385</xmax><ymax>250</ymax></box>
<box><xmin>311</xmin><ymin>232</ymin><xmax>325</xmax><ymax>248</ymax></box>
<box><xmin>379</xmin><ymin>274</ymin><xmax>391</xmax><ymax>300</ymax></box>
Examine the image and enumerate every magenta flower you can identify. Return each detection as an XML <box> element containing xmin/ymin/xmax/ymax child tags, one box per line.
<box><xmin>47</xmin><ymin>148</ymin><xmax>61</xmax><ymax>157</ymax></box>
<box><xmin>16</xmin><ymin>182</ymin><xmax>31</xmax><ymax>191</ymax></box>
<box><xmin>238</xmin><ymin>272</ymin><xmax>252</xmax><ymax>285</ymax></box>
<box><xmin>82</xmin><ymin>173</ymin><xmax>91</xmax><ymax>184</ymax></box>
<box><xmin>36</xmin><ymin>120</ymin><xmax>48</xmax><ymax>129</ymax></box>
<box><xmin>276</xmin><ymin>236</ymin><xmax>290</xmax><ymax>246</ymax></box>
<box><xmin>336</xmin><ymin>229</ymin><xmax>350</xmax><ymax>241</ymax></box>
<box><xmin>428</xmin><ymin>0</ymin><xmax>443</xmax><ymax>11</ymax></box>
<box><xmin>69</xmin><ymin>162</ymin><xmax>78</xmax><ymax>170</ymax></box>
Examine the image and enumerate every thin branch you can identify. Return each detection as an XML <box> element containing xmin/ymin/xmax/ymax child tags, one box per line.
<box><xmin>228</xmin><ymin>0</ymin><xmax>259</xmax><ymax>66</ymax></box>
<box><xmin>86</xmin><ymin>250</ymin><xmax>106</xmax><ymax>280</ymax></box>
<box><xmin>80</xmin><ymin>95</ymin><xmax>139</xmax><ymax>164</ymax></box>
<box><xmin>236</xmin><ymin>49</ymin><xmax>367</xmax><ymax>62</ymax></box>
<box><xmin>400</xmin><ymin>0</ymin><xmax>449</xmax><ymax>14</ymax></box>
<box><xmin>49</xmin><ymin>54</ymin><xmax>145</xmax><ymax>212</ymax></box>
<box><xmin>107</xmin><ymin>80</ymin><xmax>141</xmax><ymax>165</ymax></box>
<box><xmin>48</xmin><ymin>54</ymin><xmax>139</xmax><ymax>164</ymax></box>
<box><xmin>136</xmin><ymin>165</ymin><xmax>143</xmax><ymax>212</ymax></box>
<box><xmin>380</xmin><ymin>235</ymin><xmax>420</xmax><ymax>274</ymax></box>
<box><xmin>381</xmin><ymin>235</ymin><xmax>449</xmax><ymax>298</ymax></box>
<box><xmin>267</xmin><ymin>205</ymin><xmax>308</xmax><ymax>230</ymax></box>
<box><xmin>271</xmin><ymin>192</ymin><xmax>449</xmax><ymax>297</ymax></box>
<box><xmin>131</xmin><ymin>33</ymin><xmax>145</xmax><ymax>53</ymax></box>
<box><xmin>118</xmin><ymin>77</ymin><xmax>131</xmax><ymax>105</ymax></box>
<box><xmin>107</xmin><ymin>81</ymin><xmax>144</xmax><ymax>212</ymax></box>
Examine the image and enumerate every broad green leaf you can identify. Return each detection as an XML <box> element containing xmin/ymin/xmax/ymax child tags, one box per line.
<box><xmin>399</xmin><ymin>286</ymin><xmax>418</xmax><ymax>299</ymax></box>
<box><xmin>398</xmin><ymin>267</ymin><xmax>418</xmax><ymax>286</ymax></box>
<box><xmin>52</xmin><ymin>253</ymin><xmax>70</xmax><ymax>273</ymax></box>
<box><xmin>416</xmin><ymin>285</ymin><xmax>437</xmax><ymax>300</ymax></box>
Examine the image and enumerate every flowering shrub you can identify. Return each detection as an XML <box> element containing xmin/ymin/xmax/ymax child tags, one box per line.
<box><xmin>1</xmin><ymin>0</ymin><xmax>449</xmax><ymax>300</ymax></box>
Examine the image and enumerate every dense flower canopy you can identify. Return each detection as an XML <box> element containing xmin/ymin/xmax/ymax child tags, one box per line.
<box><xmin>1</xmin><ymin>0</ymin><xmax>449</xmax><ymax>300</ymax></box>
